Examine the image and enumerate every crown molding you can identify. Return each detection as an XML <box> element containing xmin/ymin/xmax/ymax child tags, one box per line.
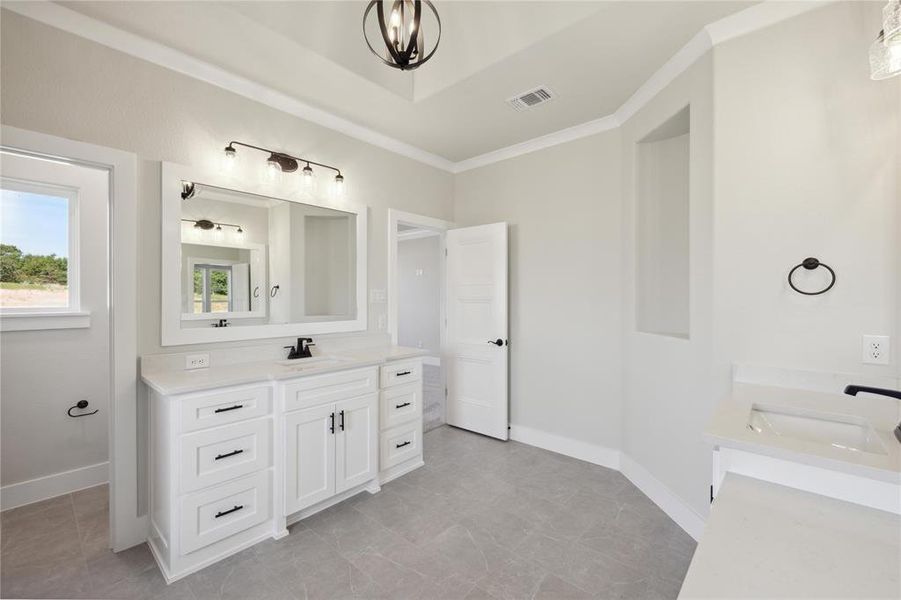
<box><xmin>3</xmin><ymin>1</ymin><xmax>456</xmax><ymax>173</ymax></box>
<box><xmin>452</xmin><ymin>114</ymin><xmax>620</xmax><ymax>173</ymax></box>
<box><xmin>6</xmin><ymin>0</ymin><xmax>834</xmax><ymax>175</ymax></box>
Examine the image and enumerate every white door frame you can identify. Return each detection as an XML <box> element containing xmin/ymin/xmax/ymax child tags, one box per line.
<box><xmin>1</xmin><ymin>125</ymin><xmax>143</xmax><ymax>551</ymax></box>
<box><xmin>387</xmin><ymin>209</ymin><xmax>454</xmax><ymax>362</ymax></box>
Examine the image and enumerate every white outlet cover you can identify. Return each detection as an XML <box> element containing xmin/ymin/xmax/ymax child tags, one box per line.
<box><xmin>185</xmin><ymin>353</ymin><xmax>210</xmax><ymax>370</ymax></box>
<box><xmin>862</xmin><ymin>335</ymin><xmax>890</xmax><ymax>365</ymax></box>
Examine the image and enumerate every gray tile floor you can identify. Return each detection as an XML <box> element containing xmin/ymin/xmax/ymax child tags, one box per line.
<box><xmin>1</xmin><ymin>426</ymin><xmax>694</xmax><ymax>600</ymax></box>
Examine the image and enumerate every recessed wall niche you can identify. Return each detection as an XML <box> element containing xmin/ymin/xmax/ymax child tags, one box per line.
<box><xmin>636</xmin><ymin>106</ymin><xmax>690</xmax><ymax>339</ymax></box>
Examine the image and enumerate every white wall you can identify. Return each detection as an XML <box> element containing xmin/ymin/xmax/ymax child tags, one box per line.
<box><xmin>397</xmin><ymin>235</ymin><xmax>441</xmax><ymax>354</ymax></box>
<box><xmin>620</xmin><ymin>53</ymin><xmax>716</xmax><ymax>521</ymax></box>
<box><xmin>454</xmin><ymin>132</ymin><xmax>624</xmax><ymax>450</ymax></box>
<box><xmin>712</xmin><ymin>0</ymin><xmax>900</xmax><ymax>380</ymax></box>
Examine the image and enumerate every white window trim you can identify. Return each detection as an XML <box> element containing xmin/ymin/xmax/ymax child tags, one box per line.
<box><xmin>0</xmin><ymin>176</ymin><xmax>88</xmax><ymax>331</ymax></box>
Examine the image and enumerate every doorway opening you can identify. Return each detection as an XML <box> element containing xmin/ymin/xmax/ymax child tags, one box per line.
<box><xmin>0</xmin><ymin>126</ymin><xmax>142</xmax><ymax>556</ymax></box>
<box><xmin>388</xmin><ymin>210</ymin><xmax>452</xmax><ymax>432</ymax></box>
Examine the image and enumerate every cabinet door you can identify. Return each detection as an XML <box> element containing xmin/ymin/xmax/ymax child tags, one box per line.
<box><xmin>285</xmin><ymin>404</ymin><xmax>335</xmax><ymax>514</ymax></box>
<box><xmin>335</xmin><ymin>394</ymin><xmax>378</xmax><ymax>493</ymax></box>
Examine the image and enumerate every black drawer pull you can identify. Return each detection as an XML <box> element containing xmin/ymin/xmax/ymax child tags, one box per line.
<box><xmin>214</xmin><ymin>449</ymin><xmax>244</xmax><ymax>461</ymax></box>
<box><xmin>395</xmin><ymin>371</ymin><xmax>411</xmax><ymax>377</ymax></box>
<box><xmin>329</xmin><ymin>412</ymin><xmax>335</xmax><ymax>434</ymax></box>
<box><xmin>395</xmin><ymin>402</ymin><xmax>411</xmax><ymax>409</ymax></box>
<box><xmin>215</xmin><ymin>505</ymin><xmax>244</xmax><ymax>518</ymax></box>
<box><xmin>339</xmin><ymin>410</ymin><xmax>345</xmax><ymax>431</ymax></box>
<box><xmin>395</xmin><ymin>441</ymin><xmax>411</xmax><ymax>449</ymax></box>
<box><xmin>214</xmin><ymin>404</ymin><xmax>244</xmax><ymax>413</ymax></box>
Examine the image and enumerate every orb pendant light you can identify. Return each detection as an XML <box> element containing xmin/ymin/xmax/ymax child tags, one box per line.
<box><xmin>363</xmin><ymin>0</ymin><xmax>441</xmax><ymax>71</ymax></box>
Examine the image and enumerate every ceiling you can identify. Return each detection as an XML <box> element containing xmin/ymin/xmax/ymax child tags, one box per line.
<box><xmin>59</xmin><ymin>1</ymin><xmax>757</xmax><ymax>162</ymax></box>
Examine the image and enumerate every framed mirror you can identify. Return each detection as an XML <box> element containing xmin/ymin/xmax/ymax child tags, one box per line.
<box><xmin>161</xmin><ymin>162</ymin><xmax>367</xmax><ymax>345</ymax></box>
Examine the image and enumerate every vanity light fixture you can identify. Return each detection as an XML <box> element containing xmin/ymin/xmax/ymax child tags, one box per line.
<box><xmin>222</xmin><ymin>141</ymin><xmax>344</xmax><ymax>195</ymax></box>
<box><xmin>363</xmin><ymin>0</ymin><xmax>441</xmax><ymax>71</ymax></box>
<box><xmin>181</xmin><ymin>218</ymin><xmax>244</xmax><ymax>235</ymax></box>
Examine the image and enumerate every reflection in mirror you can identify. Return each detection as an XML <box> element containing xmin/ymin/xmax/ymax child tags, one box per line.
<box><xmin>179</xmin><ymin>183</ymin><xmax>357</xmax><ymax>329</ymax></box>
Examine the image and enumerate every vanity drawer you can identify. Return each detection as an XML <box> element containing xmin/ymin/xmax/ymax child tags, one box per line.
<box><xmin>380</xmin><ymin>384</ymin><xmax>422</xmax><ymax>431</ymax></box>
<box><xmin>179</xmin><ymin>470</ymin><xmax>272</xmax><ymax>555</ymax></box>
<box><xmin>282</xmin><ymin>367</ymin><xmax>378</xmax><ymax>413</ymax></box>
<box><xmin>179</xmin><ymin>386</ymin><xmax>271</xmax><ymax>433</ymax></box>
<box><xmin>380</xmin><ymin>360</ymin><xmax>422</xmax><ymax>389</ymax></box>
<box><xmin>380</xmin><ymin>422</ymin><xmax>421</xmax><ymax>470</ymax></box>
<box><xmin>179</xmin><ymin>418</ymin><xmax>272</xmax><ymax>493</ymax></box>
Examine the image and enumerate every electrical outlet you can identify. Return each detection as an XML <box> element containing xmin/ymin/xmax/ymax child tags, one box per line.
<box><xmin>862</xmin><ymin>335</ymin><xmax>890</xmax><ymax>365</ymax></box>
<box><xmin>185</xmin><ymin>353</ymin><xmax>210</xmax><ymax>370</ymax></box>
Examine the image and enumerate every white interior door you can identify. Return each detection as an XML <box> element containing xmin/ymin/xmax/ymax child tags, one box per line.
<box><xmin>445</xmin><ymin>222</ymin><xmax>508</xmax><ymax>440</ymax></box>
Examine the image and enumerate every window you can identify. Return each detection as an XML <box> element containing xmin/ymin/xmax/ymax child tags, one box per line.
<box><xmin>193</xmin><ymin>263</ymin><xmax>233</xmax><ymax>314</ymax></box>
<box><xmin>0</xmin><ymin>180</ymin><xmax>78</xmax><ymax>313</ymax></box>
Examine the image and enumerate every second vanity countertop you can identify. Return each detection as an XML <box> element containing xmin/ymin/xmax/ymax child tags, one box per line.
<box><xmin>678</xmin><ymin>473</ymin><xmax>901</xmax><ymax>599</ymax></box>
<box><xmin>141</xmin><ymin>345</ymin><xmax>427</xmax><ymax>396</ymax></box>
<box><xmin>705</xmin><ymin>383</ymin><xmax>901</xmax><ymax>484</ymax></box>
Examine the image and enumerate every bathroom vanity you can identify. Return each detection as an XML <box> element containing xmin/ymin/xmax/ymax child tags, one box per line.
<box><xmin>141</xmin><ymin>347</ymin><xmax>425</xmax><ymax>582</ymax></box>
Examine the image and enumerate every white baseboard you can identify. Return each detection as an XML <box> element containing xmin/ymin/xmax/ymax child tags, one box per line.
<box><xmin>509</xmin><ymin>424</ymin><xmax>621</xmax><ymax>471</ymax></box>
<box><xmin>509</xmin><ymin>424</ymin><xmax>706</xmax><ymax>541</ymax></box>
<box><xmin>0</xmin><ymin>461</ymin><xmax>109</xmax><ymax>511</ymax></box>
<box><xmin>619</xmin><ymin>454</ymin><xmax>706</xmax><ymax>541</ymax></box>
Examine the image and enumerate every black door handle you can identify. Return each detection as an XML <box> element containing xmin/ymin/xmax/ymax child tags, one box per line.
<box><xmin>214</xmin><ymin>404</ymin><xmax>243</xmax><ymax>413</ymax></box>
<box><xmin>329</xmin><ymin>412</ymin><xmax>335</xmax><ymax>434</ymax></box>
<box><xmin>487</xmin><ymin>339</ymin><xmax>504</xmax><ymax>346</ymax></box>
<box><xmin>395</xmin><ymin>402</ymin><xmax>411</xmax><ymax>409</ymax></box>
<box><xmin>339</xmin><ymin>410</ymin><xmax>345</xmax><ymax>431</ymax></box>
<box><xmin>214</xmin><ymin>505</ymin><xmax>244</xmax><ymax>518</ymax></box>
<box><xmin>396</xmin><ymin>441</ymin><xmax>411</xmax><ymax>449</ymax></box>
<box><xmin>214</xmin><ymin>449</ymin><xmax>244</xmax><ymax>461</ymax></box>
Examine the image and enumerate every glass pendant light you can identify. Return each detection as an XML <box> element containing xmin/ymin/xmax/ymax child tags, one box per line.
<box><xmin>222</xmin><ymin>144</ymin><xmax>237</xmax><ymax>170</ymax></box>
<box><xmin>334</xmin><ymin>173</ymin><xmax>345</xmax><ymax>197</ymax></box>
<box><xmin>870</xmin><ymin>30</ymin><xmax>901</xmax><ymax>80</ymax></box>
<box><xmin>302</xmin><ymin>163</ymin><xmax>314</xmax><ymax>190</ymax></box>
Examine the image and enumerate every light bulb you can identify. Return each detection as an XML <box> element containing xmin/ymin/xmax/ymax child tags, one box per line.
<box><xmin>235</xmin><ymin>227</ymin><xmax>245</xmax><ymax>242</ymax></box>
<box><xmin>390</xmin><ymin>9</ymin><xmax>400</xmax><ymax>26</ymax></box>
<box><xmin>223</xmin><ymin>145</ymin><xmax>236</xmax><ymax>170</ymax></box>
<box><xmin>334</xmin><ymin>173</ymin><xmax>345</xmax><ymax>197</ymax></box>
<box><xmin>302</xmin><ymin>164</ymin><xmax>314</xmax><ymax>189</ymax></box>
<box><xmin>213</xmin><ymin>224</ymin><xmax>224</xmax><ymax>242</ymax></box>
<box><xmin>266</xmin><ymin>154</ymin><xmax>281</xmax><ymax>180</ymax></box>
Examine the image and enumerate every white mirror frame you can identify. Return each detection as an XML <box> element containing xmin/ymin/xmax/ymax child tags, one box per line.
<box><xmin>161</xmin><ymin>161</ymin><xmax>368</xmax><ymax>346</ymax></box>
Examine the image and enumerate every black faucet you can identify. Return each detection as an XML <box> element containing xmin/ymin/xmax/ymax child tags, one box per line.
<box><xmin>284</xmin><ymin>337</ymin><xmax>315</xmax><ymax>360</ymax></box>
<box><xmin>843</xmin><ymin>385</ymin><xmax>901</xmax><ymax>444</ymax></box>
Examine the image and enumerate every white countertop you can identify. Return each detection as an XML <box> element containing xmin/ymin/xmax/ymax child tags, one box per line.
<box><xmin>141</xmin><ymin>345</ymin><xmax>427</xmax><ymax>395</ymax></box>
<box><xmin>705</xmin><ymin>383</ymin><xmax>900</xmax><ymax>484</ymax></box>
<box><xmin>679</xmin><ymin>473</ymin><xmax>901</xmax><ymax>599</ymax></box>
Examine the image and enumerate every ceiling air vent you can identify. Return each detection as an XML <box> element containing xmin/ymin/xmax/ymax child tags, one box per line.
<box><xmin>507</xmin><ymin>86</ymin><xmax>556</xmax><ymax>111</ymax></box>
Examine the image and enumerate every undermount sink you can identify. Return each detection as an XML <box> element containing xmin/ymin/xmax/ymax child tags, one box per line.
<box><xmin>747</xmin><ymin>404</ymin><xmax>888</xmax><ymax>456</ymax></box>
<box><xmin>276</xmin><ymin>356</ymin><xmax>348</xmax><ymax>370</ymax></box>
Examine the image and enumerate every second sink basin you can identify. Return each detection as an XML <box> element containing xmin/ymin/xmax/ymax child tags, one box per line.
<box><xmin>748</xmin><ymin>404</ymin><xmax>888</xmax><ymax>455</ymax></box>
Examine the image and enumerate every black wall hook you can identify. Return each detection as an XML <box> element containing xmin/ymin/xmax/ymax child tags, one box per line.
<box><xmin>788</xmin><ymin>257</ymin><xmax>836</xmax><ymax>296</ymax></box>
<box><xmin>68</xmin><ymin>400</ymin><xmax>99</xmax><ymax>418</ymax></box>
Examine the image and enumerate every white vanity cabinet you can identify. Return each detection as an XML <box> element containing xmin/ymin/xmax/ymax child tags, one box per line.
<box><xmin>282</xmin><ymin>367</ymin><xmax>379</xmax><ymax>515</ymax></box>
<box><xmin>144</xmin><ymin>352</ymin><xmax>425</xmax><ymax>582</ymax></box>
<box><xmin>147</xmin><ymin>383</ymin><xmax>278</xmax><ymax>582</ymax></box>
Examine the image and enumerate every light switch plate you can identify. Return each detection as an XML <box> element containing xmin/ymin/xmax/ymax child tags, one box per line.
<box><xmin>185</xmin><ymin>353</ymin><xmax>210</xmax><ymax>370</ymax></box>
<box><xmin>862</xmin><ymin>335</ymin><xmax>890</xmax><ymax>365</ymax></box>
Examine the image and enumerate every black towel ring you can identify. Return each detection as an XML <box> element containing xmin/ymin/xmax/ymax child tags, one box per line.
<box><xmin>68</xmin><ymin>400</ymin><xmax>99</xmax><ymax>418</ymax></box>
<box><xmin>788</xmin><ymin>257</ymin><xmax>835</xmax><ymax>296</ymax></box>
